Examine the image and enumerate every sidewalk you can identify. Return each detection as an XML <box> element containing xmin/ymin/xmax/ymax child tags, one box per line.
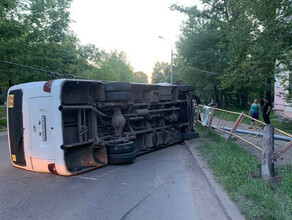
<box><xmin>184</xmin><ymin>138</ymin><xmax>245</xmax><ymax>220</ymax></box>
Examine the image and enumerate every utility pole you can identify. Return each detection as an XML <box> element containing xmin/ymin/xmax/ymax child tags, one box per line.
<box><xmin>158</xmin><ymin>36</ymin><xmax>174</xmax><ymax>84</ymax></box>
<box><xmin>170</xmin><ymin>48</ymin><xmax>173</xmax><ymax>84</ymax></box>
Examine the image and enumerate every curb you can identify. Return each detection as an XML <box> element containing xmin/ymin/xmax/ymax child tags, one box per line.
<box><xmin>184</xmin><ymin>139</ymin><xmax>245</xmax><ymax>220</ymax></box>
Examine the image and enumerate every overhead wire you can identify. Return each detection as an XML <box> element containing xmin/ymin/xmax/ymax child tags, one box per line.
<box><xmin>178</xmin><ymin>63</ymin><xmax>221</xmax><ymax>75</ymax></box>
<box><xmin>0</xmin><ymin>60</ymin><xmax>89</xmax><ymax>80</ymax></box>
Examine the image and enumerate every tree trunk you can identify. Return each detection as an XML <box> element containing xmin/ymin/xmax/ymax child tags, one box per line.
<box><xmin>219</xmin><ymin>91</ymin><xmax>224</xmax><ymax>108</ymax></box>
<box><xmin>213</xmin><ymin>85</ymin><xmax>219</xmax><ymax>106</ymax></box>
<box><xmin>266</xmin><ymin>77</ymin><xmax>272</xmax><ymax>103</ymax></box>
<box><xmin>240</xmin><ymin>92</ymin><xmax>248</xmax><ymax>109</ymax></box>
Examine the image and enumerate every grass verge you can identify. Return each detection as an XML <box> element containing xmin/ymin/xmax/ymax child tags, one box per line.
<box><xmin>0</xmin><ymin>106</ymin><xmax>7</xmax><ymax>131</ymax></box>
<box><xmin>195</xmin><ymin>124</ymin><xmax>292</xmax><ymax>220</ymax></box>
<box><xmin>0</xmin><ymin>119</ymin><xmax>7</xmax><ymax>131</ymax></box>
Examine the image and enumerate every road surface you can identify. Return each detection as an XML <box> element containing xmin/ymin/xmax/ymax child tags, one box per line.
<box><xmin>0</xmin><ymin>133</ymin><xmax>233</xmax><ymax>220</ymax></box>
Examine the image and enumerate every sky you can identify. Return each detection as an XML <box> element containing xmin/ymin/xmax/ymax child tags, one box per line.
<box><xmin>70</xmin><ymin>0</ymin><xmax>201</xmax><ymax>76</ymax></box>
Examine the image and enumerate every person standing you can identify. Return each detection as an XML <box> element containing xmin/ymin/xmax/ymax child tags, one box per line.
<box><xmin>208</xmin><ymin>98</ymin><xmax>217</xmax><ymax>107</ymax></box>
<box><xmin>248</xmin><ymin>99</ymin><xmax>261</xmax><ymax>129</ymax></box>
<box><xmin>262</xmin><ymin>97</ymin><xmax>271</xmax><ymax>124</ymax></box>
<box><xmin>193</xmin><ymin>94</ymin><xmax>201</xmax><ymax>105</ymax></box>
<box><xmin>193</xmin><ymin>95</ymin><xmax>201</xmax><ymax>122</ymax></box>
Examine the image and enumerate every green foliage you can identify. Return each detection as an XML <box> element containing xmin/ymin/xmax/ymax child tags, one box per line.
<box><xmin>0</xmin><ymin>119</ymin><xmax>6</xmax><ymax>131</ymax></box>
<box><xmin>151</xmin><ymin>61</ymin><xmax>170</xmax><ymax>84</ymax></box>
<box><xmin>131</xmin><ymin>71</ymin><xmax>148</xmax><ymax>83</ymax></box>
<box><xmin>171</xmin><ymin>0</ymin><xmax>292</xmax><ymax>107</ymax></box>
<box><xmin>0</xmin><ymin>0</ymin><xmax>138</xmax><ymax>103</ymax></box>
<box><xmin>0</xmin><ymin>105</ymin><xmax>6</xmax><ymax>130</ymax></box>
<box><xmin>79</xmin><ymin>49</ymin><xmax>135</xmax><ymax>82</ymax></box>
<box><xmin>196</xmin><ymin>125</ymin><xmax>292</xmax><ymax>219</ymax></box>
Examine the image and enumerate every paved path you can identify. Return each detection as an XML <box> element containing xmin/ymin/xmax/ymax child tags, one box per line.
<box><xmin>0</xmin><ymin>134</ymin><xmax>242</xmax><ymax>220</ymax></box>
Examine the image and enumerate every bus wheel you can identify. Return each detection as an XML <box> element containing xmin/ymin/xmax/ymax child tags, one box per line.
<box><xmin>106</xmin><ymin>141</ymin><xmax>135</xmax><ymax>154</ymax></box>
<box><xmin>108</xmin><ymin>151</ymin><xmax>136</xmax><ymax>164</ymax></box>
<box><xmin>182</xmin><ymin>132</ymin><xmax>199</xmax><ymax>140</ymax></box>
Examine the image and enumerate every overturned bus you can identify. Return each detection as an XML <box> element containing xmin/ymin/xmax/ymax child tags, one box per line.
<box><xmin>7</xmin><ymin>79</ymin><xmax>197</xmax><ymax>175</ymax></box>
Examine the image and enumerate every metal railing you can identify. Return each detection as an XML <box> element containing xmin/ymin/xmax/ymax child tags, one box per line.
<box><xmin>0</xmin><ymin>105</ymin><xmax>6</xmax><ymax>120</ymax></box>
<box><xmin>0</xmin><ymin>105</ymin><xmax>7</xmax><ymax>132</ymax></box>
<box><xmin>196</xmin><ymin>105</ymin><xmax>292</xmax><ymax>161</ymax></box>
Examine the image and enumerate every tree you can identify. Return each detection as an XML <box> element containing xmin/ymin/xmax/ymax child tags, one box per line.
<box><xmin>171</xmin><ymin>0</ymin><xmax>292</xmax><ymax>107</ymax></box>
<box><xmin>0</xmin><ymin>0</ymin><xmax>81</xmax><ymax>91</ymax></box>
<box><xmin>171</xmin><ymin>2</ymin><xmax>229</xmax><ymax>106</ymax></box>
<box><xmin>80</xmin><ymin>49</ymin><xmax>135</xmax><ymax>82</ymax></box>
<box><xmin>0</xmin><ymin>0</ymin><xmax>138</xmax><ymax>104</ymax></box>
<box><xmin>151</xmin><ymin>61</ymin><xmax>170</xmax><ymax>84</ymax></box>
<box><xmin>131</xmin><ymin>71</ymin><xmax>148</xmax><ymax>83</ymax></box>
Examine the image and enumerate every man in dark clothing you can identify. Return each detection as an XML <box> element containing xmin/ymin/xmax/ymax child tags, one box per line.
<box><xmin>262</xmin><ymin>97</ymin><xmax>271</xmax><ymax>124</ymax></box>
<box><xmin>193</xmin><ymin>95</ymin><xmax>201</xmax><ymax>105</ymax></box>
<box><xmin>208</xmin><ymin>98</ymin><xmax>217</xmax><ymax>107</ymax></box>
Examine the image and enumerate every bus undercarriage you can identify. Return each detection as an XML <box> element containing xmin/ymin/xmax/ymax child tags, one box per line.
<box><xmin>59</xmin><ymin>81</ymin><xmax>197</xmax><ymax>173</ymax></box>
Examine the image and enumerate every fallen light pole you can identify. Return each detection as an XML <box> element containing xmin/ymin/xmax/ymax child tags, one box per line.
<box><xmin>219</xmin><ymin>126</ymin><xmax>292</xmax><ymax>142</ymax></box>
<box><xmin>199</xmin><ymin>105</ymin><xmax>291</xmax><ymax>181</ymax></box>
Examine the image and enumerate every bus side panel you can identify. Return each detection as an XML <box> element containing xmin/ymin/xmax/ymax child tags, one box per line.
<box><xmin>8</xmin><ymin>89</ymin><xmax>26</xmax><ymax>166</ymax></box>
<box><xmin>29</xmin><ymin>97</ymin><xmax>54</xmax><ymax>160</ymax></box>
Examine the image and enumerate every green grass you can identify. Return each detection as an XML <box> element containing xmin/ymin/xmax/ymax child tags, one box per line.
<box><xmin>0</xmin><ymin>106</ymin><xmax>6</xmax><ymax>115</ymax></box>
<box><xmin>213</xmin><ymin>106</ymin><xmax>292</xmax><ymax>134</ymax></box>
<box><xmin>0</xmin><ymin>106</ymin><xmax>7</xmax><ymax>131</ymax></box>
<box><xmin>0</xmin><ymin>119</ymin><xmax>7</xmax><ymax>130</ymax></box>
<box><xmin>195</xmin><ymin>124</ymin><xmax>292</xmax><ymax>219</ymax></box>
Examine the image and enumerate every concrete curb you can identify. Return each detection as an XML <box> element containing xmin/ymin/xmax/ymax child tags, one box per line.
<box><xmin>184</xmin><ymin>139</ymin><xmax>245</xmax><ymax>220</ymax></box>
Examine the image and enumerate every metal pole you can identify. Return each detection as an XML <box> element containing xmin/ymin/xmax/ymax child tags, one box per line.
<box><xmin>158</xmin><ymin>36</ymin><xmax>173</xmax><ymax>84</ymax></box>
<box><xmin>170</xmin><ymin>48</ymin><xmax>173</xmax><ymax>84</ymax></box>
<box><xmin>219</xmin><ymin>126</ymin><xmax>292</xmax><ymax>142</ymax></box>
<box><xmin>225</xmin><ymin>112</ymin><xmax>244</xmax><ymax>143</ymax></box>
<box><xmin>206</xmin><ymin>108</ymin><xmax>215</xmax><ymax>135</ymax></box>
<box><xmin>262</xmin><ymin>124</ymin><xmax>274</xmax><ymax>181</ymax></box>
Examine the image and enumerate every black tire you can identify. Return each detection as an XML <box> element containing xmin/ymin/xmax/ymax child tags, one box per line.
<box><xmin>108</xmin><ymin>151</ymin><xmax>136</xmax><ymax>164</ymax></box>
<box><xmin>182</xmin><ymin>132</ymin><xmax>199</xmax><ymax>140</ymax></box>
<box><xmin>178</xmin><ymin>85</ymin><xmax>195</xmax><ymax>92</ymax></box>
<box><xmin>105</xmin><ymin>91</ymin><xmax>131</xmax><ymax>102</ymax></box>
<box><xmin>106</xmin><ymin>141</ymin><xmax>135</xmax><ymax>154</ymax></box>
<box><xmin>104</xmin><ymin>82</ymin><xmax>131</xmax><ymax>92</ymax></box>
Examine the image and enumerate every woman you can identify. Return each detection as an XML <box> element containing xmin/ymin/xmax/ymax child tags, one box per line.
<box><xmin>248</xmin><ymin>99</ymin><xmax>261</xmax><ymax>129</ymax></box>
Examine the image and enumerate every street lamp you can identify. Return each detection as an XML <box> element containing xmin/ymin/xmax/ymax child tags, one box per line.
<box><xmin>158</xmin><ymin>36</ymin><xmax>174</xmax><ymax>84</ymax></box>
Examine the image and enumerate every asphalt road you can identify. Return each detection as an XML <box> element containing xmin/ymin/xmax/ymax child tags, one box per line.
<box><xmin>0</xmin><ymin>134</ymin><xmax>231</xmax><ymax>220</ymax></box>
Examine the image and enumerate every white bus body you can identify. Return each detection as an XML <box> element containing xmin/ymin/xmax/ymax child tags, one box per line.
<box><xmin>7</xmin><ymin>79</ymin><xmax>197</xmax><ymax>175</ymax></box>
